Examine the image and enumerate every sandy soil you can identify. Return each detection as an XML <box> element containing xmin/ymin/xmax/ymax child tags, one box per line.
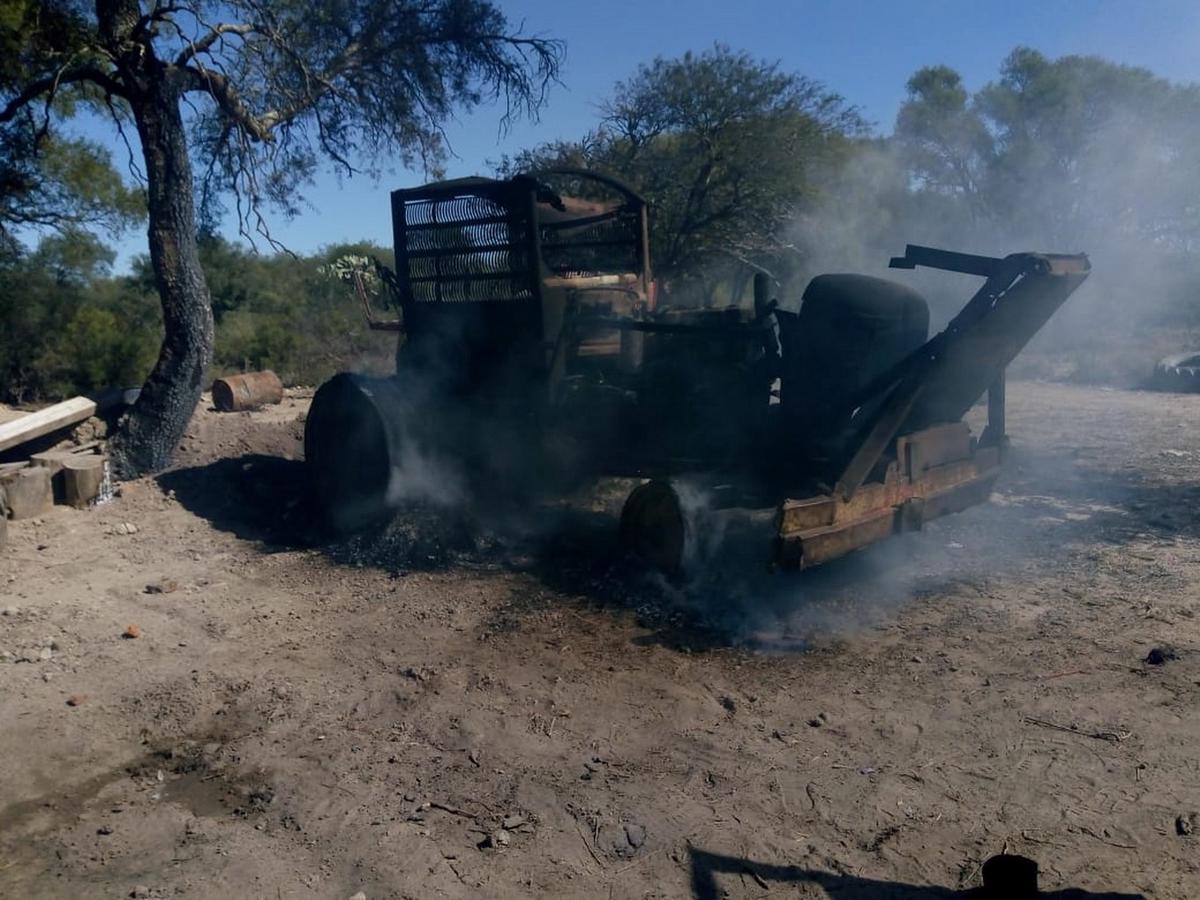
<box><xmin>1</xmin><ymin>382</ymin><xmax>1198</xmax><ymax>899</ymax></box>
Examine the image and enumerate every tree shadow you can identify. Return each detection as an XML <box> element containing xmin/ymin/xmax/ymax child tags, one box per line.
<box><xmin>688</xmin><ymin>847</ymin><xmax>1145</xmax><ymax>900</ymax></box>
<box><xmin>156</xmin><ymin>455</ymin><xmax>318</xmax><ymax>549</ymax></box>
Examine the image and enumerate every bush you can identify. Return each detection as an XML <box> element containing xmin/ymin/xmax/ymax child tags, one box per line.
<box><xmin>36</xmin><ymin>304</ymin><xmax>159</xmax><ymax>395</ymax></box>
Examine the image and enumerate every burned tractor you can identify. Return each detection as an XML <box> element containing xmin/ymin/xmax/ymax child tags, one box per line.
<box><xmin>305</xmin><ymin>170</ymin><xmax>1089</xmax><ymax>571</ymax></box>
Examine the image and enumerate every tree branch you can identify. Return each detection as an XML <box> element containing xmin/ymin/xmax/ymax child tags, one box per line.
<box><xmin>175</xmin><ymin>22</ymin><xmax>257</xmax><ymax>67</ymax></box>
<box><xmin>178</xmin><ymin>64</ymin><xmax>274</xmax><ymax>141</ymax></box>
<box><xmin>0</xmin><ymin>65</ymin><xmax>127</xmax><ymax>123</ymax></box>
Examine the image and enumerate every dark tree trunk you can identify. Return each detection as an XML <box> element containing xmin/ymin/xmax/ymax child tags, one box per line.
<box><xmin>108</xmin><ymin>76</ymin><xmax>213</xmax><ymax>477</ymax></box>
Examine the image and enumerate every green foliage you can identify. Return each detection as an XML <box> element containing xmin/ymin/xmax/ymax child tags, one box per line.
<box><xmin>894</xmin><ymin>66</ymin><xmax>992</xmax><ymax>212</ymax></box>
<box><xmin>9</xmin><ymin>40</ymin><xmax>1200</xmax><ymax>403</ymax></box>
<box><xmin>0</xmin><ymin>232</ymin><xmax>400</xmax><ymax>405</ymax></box>
<box><xmin>892</xmin><ymin>49</ymin><xmax>1200</xmax><ymax>252</ymax></box>
<box><xmin>0</xmin><ymin>230</ymin><xmax>159</xmax><ymax>402</ymax></box>
<box><xmin>197</xmin><ymin>237</ymin><xmax>397</xmax><ymax>385</ymax></box>
<box><xmin>37</xmin><ymin>304</ymin><xmax>160</xmax><ymax>397</ymax></box>
<box><xmin>0</xmin><ymin>2</ymin><xmax>143</xmax><ymax>245</ymax></box>
<box><xmin>4</xmin><ymin>0</ymin><xmax>561</xmax><ymax>476</ymax></box>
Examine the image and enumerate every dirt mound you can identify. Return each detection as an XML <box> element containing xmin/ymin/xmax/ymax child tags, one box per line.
<box><xmin>169</xmin><ymin>389</ymin><xmax>309</xmax><ymax>470</ymax></box>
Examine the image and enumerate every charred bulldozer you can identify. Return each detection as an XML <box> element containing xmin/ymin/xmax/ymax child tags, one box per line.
<box><xmin>305</xmin><ymin>169</ymin><xmax>1090</xmax><ymax>571</ymax></box>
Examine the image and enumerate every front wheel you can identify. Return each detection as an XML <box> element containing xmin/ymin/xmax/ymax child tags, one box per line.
<box><xmin>619</xmin><ymin>479</ymin><xmax>687</xmax><ymax>573</ymax></box>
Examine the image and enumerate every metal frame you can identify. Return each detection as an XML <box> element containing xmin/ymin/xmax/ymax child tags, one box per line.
<box><xmin>773</xmin><ymin>246</ymin><xmax>1091</xmax><ymax>569</ymax></box>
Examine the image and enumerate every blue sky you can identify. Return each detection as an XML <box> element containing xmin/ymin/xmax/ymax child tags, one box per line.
<box><xmin>77</xmin><ymin>0</ymin><xmax>1200</xmax><ymax>269</ymax></box>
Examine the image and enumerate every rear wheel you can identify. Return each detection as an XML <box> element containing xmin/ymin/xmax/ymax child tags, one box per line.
<box><xmin>304</xmin><ymin>373</ymin><xmax>405</xmax><ymax>534</ymax></box>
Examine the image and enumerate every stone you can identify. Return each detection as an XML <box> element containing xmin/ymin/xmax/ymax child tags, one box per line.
<box><xmin>122</xmin><ymin>624</ymin><xmax>141</xmax><ymax>639</ymax></box>
<box><xmin>1145</xmin><ymin>646</ymin><xmax>1179</xmax><ymax>666</ymax></box>
<box><xmin>624</xmin><ymin>823</ymin><xmax>647</xmax><ymax>848</ymax></box>
<box><xmin>72</xmin><ymin>417</ymin><xmax>107</xmax><ymax>443</ymax></box>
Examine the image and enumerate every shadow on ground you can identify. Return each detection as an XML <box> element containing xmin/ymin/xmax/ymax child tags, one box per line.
<box><xmin>157</xmin><ymin>455</ymin><xmax>316</xmax><ymax>549</ymax></box>
<box><xmin>688</xmin><ymin>847</ymin><xmax>1146</xmax><ymax>900</ymax></box>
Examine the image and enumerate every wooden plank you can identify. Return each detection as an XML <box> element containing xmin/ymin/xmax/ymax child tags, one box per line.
<box><xmin>897</xmin><ymin>422</ymin><xmax>972</xmax><ymax>478</ymax></box>
<box><xmin>777</xmin><ymin>496</ymin><xmax>835</xmax><ymax>534</ymax></box>
<box><xmin>0</xmin><ymin>397</ymin><xmax>96</xmax><ymax>453</ymax></box>
<box><xmin>778</xmin><ymin>507</ymin><xmax>898</xmax><ymax>570</ymax></box>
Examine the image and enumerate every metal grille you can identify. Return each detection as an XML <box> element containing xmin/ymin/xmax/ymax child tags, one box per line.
<box><xmin>539</xmin><ymin>209</ymin><xmax>641</xmax><ymax>278</ymax></box>
<box><xmin>402</xmin><ymin>193</ymin><xmax>535</xmax><ymax>304</ymax></box>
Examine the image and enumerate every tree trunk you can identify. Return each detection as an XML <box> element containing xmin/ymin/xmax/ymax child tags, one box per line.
<box><xmin>108</xmin><ymin>77</ymin><xmax>213</xmax><ymax>477</ymax></box>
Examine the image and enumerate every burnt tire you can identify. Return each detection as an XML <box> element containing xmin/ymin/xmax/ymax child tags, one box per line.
<box><xmin>619</xmin><ymin>479</ymin><xmax>687</xmax><ymax>573</ymax></box>
<box><xmin>1151</xmin><ymin>352</ymin><xmax>1200</xmax><ymax>393</ymax></box>
<box><xmin>305</xmin><ymin>373</ymin><xmax>408</xmax><ymax>534</ymax></box>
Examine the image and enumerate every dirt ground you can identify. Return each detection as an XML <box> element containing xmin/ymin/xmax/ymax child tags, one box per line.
<box><xmin>2</xmin><ymin>381</ymin><xmax>1199</xmax><ymax>899</ymax></box>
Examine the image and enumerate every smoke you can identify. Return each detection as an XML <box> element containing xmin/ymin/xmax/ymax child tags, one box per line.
<box><xmin>789</xmin><ymin>61</ymin><xmax>1200</xmax><ymax>388</ymax></box>
<box><xmin>384</xmin><ymin>425</ymin><xmax>465</xmax><ymax>508</ymax></box>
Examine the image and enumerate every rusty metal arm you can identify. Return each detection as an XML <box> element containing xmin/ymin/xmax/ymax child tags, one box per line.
<box><xmin>530</xmin><ymin>167</ymin><xmax>648</xmax><ymax>208</ymax></box>
<box><xmin>980</xmin><ymin>371</ymin><xmax>1007</xmax><ymax>449</ymax></box>
<box><xmin>888</xmin><ymin>244</ymin><xmax>1004</xmax><ymax>277</ymax></box>
<box><xmin>352</xmin><ymin>271</ymin><xmax>403</xmax><ymax>332</ymax></box>
<box><xmin>832</xmin><ymin>375</ymin><xmax>925</xmax><ymax>501</ymax></box>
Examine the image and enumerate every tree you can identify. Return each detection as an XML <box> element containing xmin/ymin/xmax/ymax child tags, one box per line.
<box><xmin>1</xmin><ymin>0</ymin><xmax>561</xmax><ymax>475</ymax></box>
<box><xmin>504</xmin><ymin>45</ymin><xmax>864</xmax><ymax>293</ymax></box>
<box><xmin>974</xmin><ymin>47</ymin><xmax>1200</xmax><ymax>250</ymax></box>
<box><xmin>894</xmin><ymin>65</ymin><xmax>992</xmax><ymax>218</ymax></box>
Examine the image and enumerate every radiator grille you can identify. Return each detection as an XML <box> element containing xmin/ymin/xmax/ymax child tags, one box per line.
<box><xmin>401</xmin><ymin>192</ymin><xmax>535</xmax><ymax>304</ymax></box>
